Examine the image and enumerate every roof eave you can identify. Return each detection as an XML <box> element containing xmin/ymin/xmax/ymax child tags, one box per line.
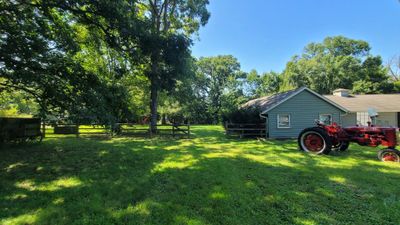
<box><xmin>260</xmin><ymin>87</ymin><xmax>307</xmax><ymax>115</ymax></box>
<box><xmin>260</xmin><ymin>87</ymin><xmax>349</xmax><ymax>115</ymax></box>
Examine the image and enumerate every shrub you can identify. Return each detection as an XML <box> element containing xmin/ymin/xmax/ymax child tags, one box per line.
<box><xmin>222</xmin><ymin>107</ymin><xmax>263</xmax><ymax>124</ymax></box>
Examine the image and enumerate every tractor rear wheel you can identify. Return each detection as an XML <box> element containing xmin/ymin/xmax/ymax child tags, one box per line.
<box><xmin>378</xmin><ymin>149</ymin><xmax>400</xmax><ymax>162</ymax></box>
<box><xmin>332</xmin><ymin>141</ymin><xmax>350</xmax><ymax>151</ymax></box>
<box><xmin>298</xmin><ymin>127</ymin><xmax>332</xmax><ymax>155</ymax></box>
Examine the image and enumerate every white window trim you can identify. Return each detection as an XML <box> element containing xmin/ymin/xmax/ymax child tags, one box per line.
<box><xmin>277</xmin><ymin>114</ymin><xmax>291</xmax><ymax>129</ymax></box>
<box><xmin>319</xmin><ymin>114</ymin><xmax>333</xmax><ymax>125</ymax></box>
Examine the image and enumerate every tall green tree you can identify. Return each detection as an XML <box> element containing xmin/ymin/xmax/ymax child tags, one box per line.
<box><xmin>244</xmin><ymin>70</ymin><xmax>261</xmax><ymax>97</ymax></box>
<box><xmin>281</xmin><ymin>36</ymin><xmax>393</xmax><ymax>94</ymax></box>
<box><xmin>139</xmin><ymin>0</ymin><xmax>210</xmax><ymax>131</ymax></box>
<box><xmin>352</xmin><ymin>56</ymin><xmax>393</xmax><ymax>94</ymax></box>
<box><xmin>259</xmin><ymin>71</ymin><xmax>282</xmax><ymax>96</ymax></box>
<box><xmin>245</xmin><ymin>70</ymin><xmax>282</xmax><ymax>98</ymax></box>
<box><xmin>196</xmin><ymin>55</ymin><xmax>243</xmax><ymax>123</ymax></box>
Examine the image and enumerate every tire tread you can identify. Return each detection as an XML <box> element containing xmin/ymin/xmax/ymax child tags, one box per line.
<box><xmin>298</xmin><ymin>127</ymin><xmax>332</xmax><ymax>155</ymax></box>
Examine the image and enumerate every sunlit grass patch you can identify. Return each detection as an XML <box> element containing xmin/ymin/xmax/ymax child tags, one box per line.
<box><xmin>37</xmin><ymin>177</ymin><xmax>83</xmax><ymax>191</ymax></box>
<box><xmin>2</xmin><ymin>211</ymin><xmax>39</xmax><ymax>225</ymax></box>
<box><xmin>14</xmin><ymin>177</ymin><xmax>83</xmax><ymax>192</ymax></box>
<box><xmin>1</xmin><ymin>125</ymin><xmax>399</xmax><ymax>225</ymax></box>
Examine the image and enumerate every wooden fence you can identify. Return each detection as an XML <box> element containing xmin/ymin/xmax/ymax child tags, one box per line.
<box><xmin>117</xmin><ymin>123</ymin><xmax>190</xmax><ymax>138</ymax></box>
<box><xmin>0</xmin><ymin>118</ymin><xmax>43</xmax><ymax>142</ymax></box>
<box><xmin>225</xmin><ymin>122</ymin><xmax>266</xmax><ymax>138</ymax></box>
<box><xmin>44</xmin><ymin>123</ymin><xmax>191</xmax><ymax>139</ymax></box>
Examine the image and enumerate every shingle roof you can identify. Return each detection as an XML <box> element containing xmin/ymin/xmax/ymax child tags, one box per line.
<box><xmin>242</xmin><ymin>87</ymin><xmax>348</xmax><ymax>115</ymax></box>
<box><xmin>324</xmin><ymin>94</ymin><xmax>400</xmax><ymax>112</ymax></box>
<box><xmin>241</xmin><ymin>88</ymin><xmax>302</xmax><ymax>112</ymax></box>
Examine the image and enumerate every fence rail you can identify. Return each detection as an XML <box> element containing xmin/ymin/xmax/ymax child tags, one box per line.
<box><xmin>225</xmin><ymin>122</ymin><xmax>266</xmax><ymax>138</ymax></box>
<box><xmin>43</xmin><ymin>123</ymin><xmax>191</xmax><ymax>139</ymax></box>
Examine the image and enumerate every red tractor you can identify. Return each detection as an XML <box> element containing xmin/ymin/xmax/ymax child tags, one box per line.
<box><xmin>298</xmin><ymin>121</ymin><xmax>399</xmax><ymax>162</ymax></box>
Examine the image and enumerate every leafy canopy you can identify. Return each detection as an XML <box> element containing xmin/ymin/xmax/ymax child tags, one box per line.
<box><xmin>281</xmin><ymin>36</ymin><xmax>392</xmax><ymax>94</ymax></box>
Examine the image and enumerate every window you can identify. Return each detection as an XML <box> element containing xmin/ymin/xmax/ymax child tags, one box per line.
<box><xmin>277</xmin><ymin>114</ymin><xmax>290</xmax><ymax>128</ymax></box>
<box><xmin>357</xmin><ymin>112</ymin><xmax>370</xmax><ymax>126</ymax></box>
<box><xmin>319</xmin><ymin>114</ymin><xmax>332</xmax><ymax>125</ymax></box>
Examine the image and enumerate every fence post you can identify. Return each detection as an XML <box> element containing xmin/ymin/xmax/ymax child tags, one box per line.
<box><xmin>187</xmin><ymin>122</ymin><xmax>190</xmax><ymax>139</ymax></box>
<box><xmin>225</xmin><ymin>121</ymin><xmax>231</xmax><ymax>135</ymax></box>
<box><xmin>172</xmin><ymin>124</ymin><xmax>175</xmax><ymax>137</ymax></box>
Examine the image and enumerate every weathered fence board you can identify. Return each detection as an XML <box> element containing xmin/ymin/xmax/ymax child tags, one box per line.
<box><xmin>225</xmin><ymin>122</ymin><xmax>266</xmax><ymax>138</ymax></box>
<box><xmin>0</xmin><ymin>117</ymin><xmax>43</xmax><ymax>142</ymax></box>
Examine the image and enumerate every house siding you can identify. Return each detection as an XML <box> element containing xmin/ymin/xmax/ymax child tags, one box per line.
<box><xmin>341</xmin><ymin>113</ymin><xmax>357</xmax><ymax>127</ymax></box>
<box><xmin>341</xmin><ymin>112</ymin><xmax>398</xmax><ymax>127</ymax></box>
<box><xmin>375</xmin><ymin>112</ymin><xmax>397</xmax><ymax>127</ymax></box>
<box><xmin>268</xmin><ymin>90</ymin><xmax>344</xmax><ymax>138</ymax></box>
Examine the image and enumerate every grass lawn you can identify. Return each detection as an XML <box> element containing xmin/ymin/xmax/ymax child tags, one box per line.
<box><xmin>1</xmin><ymin>126</ymin><xmax>400</xmax><ymax>225</ymax></box>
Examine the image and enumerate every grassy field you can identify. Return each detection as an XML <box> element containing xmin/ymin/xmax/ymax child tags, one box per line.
<box><xmin>1</xmin><ymin>126</ymin><xmax>400</xmax><ymax>225</ymax></box>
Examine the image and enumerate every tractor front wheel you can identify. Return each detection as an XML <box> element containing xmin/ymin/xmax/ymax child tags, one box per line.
<box><xmin>378</xmin><ymin>149</ymin><xmax>400</xmax><ymax>162</ymax></box>
<box><xmin>298</xmin><ymin>127</ymin><xmax>332</xmax><ymax>155</ymax></box>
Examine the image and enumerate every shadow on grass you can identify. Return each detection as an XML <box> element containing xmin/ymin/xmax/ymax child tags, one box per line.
<box><xmin>0</xmin><ymin>127</ymin><xmax>399</xmax><ymax>225</ymax></box>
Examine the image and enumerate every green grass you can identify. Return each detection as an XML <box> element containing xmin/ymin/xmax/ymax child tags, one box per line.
<box><xmin>1</xmin><ymin>126</ymin><xmax>400</xmax><ymax>225</ymax></box>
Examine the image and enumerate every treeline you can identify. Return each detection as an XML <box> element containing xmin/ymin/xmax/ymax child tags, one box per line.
<box><xmin>167</xmin><ymin>36</ymin><xmax>400</xmax><ymax>124</ymax></box>
<box><xmin>1</xmin><ymin>1</ymin><xmax>399</xmax><ymax>125</ymax></box>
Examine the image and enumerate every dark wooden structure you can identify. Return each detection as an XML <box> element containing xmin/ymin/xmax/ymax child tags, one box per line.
<box><xmin>225</xmin><ymin>122</ymin><xmax>266</xmax><ymax>138</ymax></box>
<box><xmin>0</xmin><ymin>117</ymin><xmax>43</xmax><ymax>142</ymax></box>
<box><xmin>54</xmin><ymin>125</ymin><xmax>79</xmax><ymax>135</ymax></box>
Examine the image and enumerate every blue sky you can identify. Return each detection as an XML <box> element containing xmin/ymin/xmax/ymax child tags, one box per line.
<box><xmin>192</xmin><ymin>0</ymin><xmax>400</xmax><ymax>73</ymax></box>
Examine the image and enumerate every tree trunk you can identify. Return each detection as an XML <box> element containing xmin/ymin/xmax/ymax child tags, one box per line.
<box><xmin>161</xmin><ymin>114</ymin><xmax>167</xmax><ymax>125</ymax></box>
<box><xmin>150</xmin><ymin>78</ymin><xmax>158</xmax><ymax>133</ymax></box>
<box><xmin>149</xmin><ymin>49</ymin><xmax>161</xmax><ymax>134</ymax></box>
<box><xmin>214</xmin><ymin>109</ymin><xmax>220</xmax><ymax>124</ymax></box>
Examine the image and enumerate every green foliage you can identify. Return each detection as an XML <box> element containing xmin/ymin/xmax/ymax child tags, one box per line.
<box><xmin>158</xmin><ymin>92</ymin><xmax>184</xmax><ymax>123</ymax></box>
<box><xmin>0</xmin><ymin>0</ymin><xmax>137</xmax><ymax>124</ymax></box>
<box><xmin>0</xmin><ymin>0</ymin><xmax>211</xmax><ymax>126</ymax></box>
<box><xmin>394</xmin><ymin>81</ymin><xmax>400</xmax><ymax>92</ymax></box>
<box><xmin>281</xmin><ymin>36</ymin><xmax>395</xmax><ymax>94</ymax></box>
<box><xmin>195</xmin><ymin>55</ymin><xmax>245</xmax><ymax>123</ymax></box>
<box><xmin>245</xmin><ymin>70</ymin><xmax>281</xmax><ymax>98</ymax></box>
<box><xmin>222</xmin><ymin>108</ymin><xmax>264</xmax><ymax>124</ymax></box>
<box><xmin>0</xmin><ymin>106</ymin><xmax>18</xmax><ymax>117</ymax></box>
<box><xmin>0</xmin><ymin>90</ymin><xmax>39</xmax><ymax>117</ymax></box>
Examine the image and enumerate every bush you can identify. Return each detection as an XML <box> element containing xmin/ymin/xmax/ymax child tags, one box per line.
<box><xmin>222</xmin><ymin>107</ymin><xmax>264</xmax><ymax>124</ymax></box>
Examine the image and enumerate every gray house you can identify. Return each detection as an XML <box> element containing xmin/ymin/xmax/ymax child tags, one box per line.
<box><xmin>243</xmin><ymin>87</ymin><xmax>400</xmax><ymax>138</ymax></box>
<box><xmin>325</xmin><ymin>89</ymin><xmax>400</xmax><ymax>127</ymax></box>
<box><xmin>242</xmin><ymin>87</ymin><xmax>348</xmax><ymax>138</ymax></box>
